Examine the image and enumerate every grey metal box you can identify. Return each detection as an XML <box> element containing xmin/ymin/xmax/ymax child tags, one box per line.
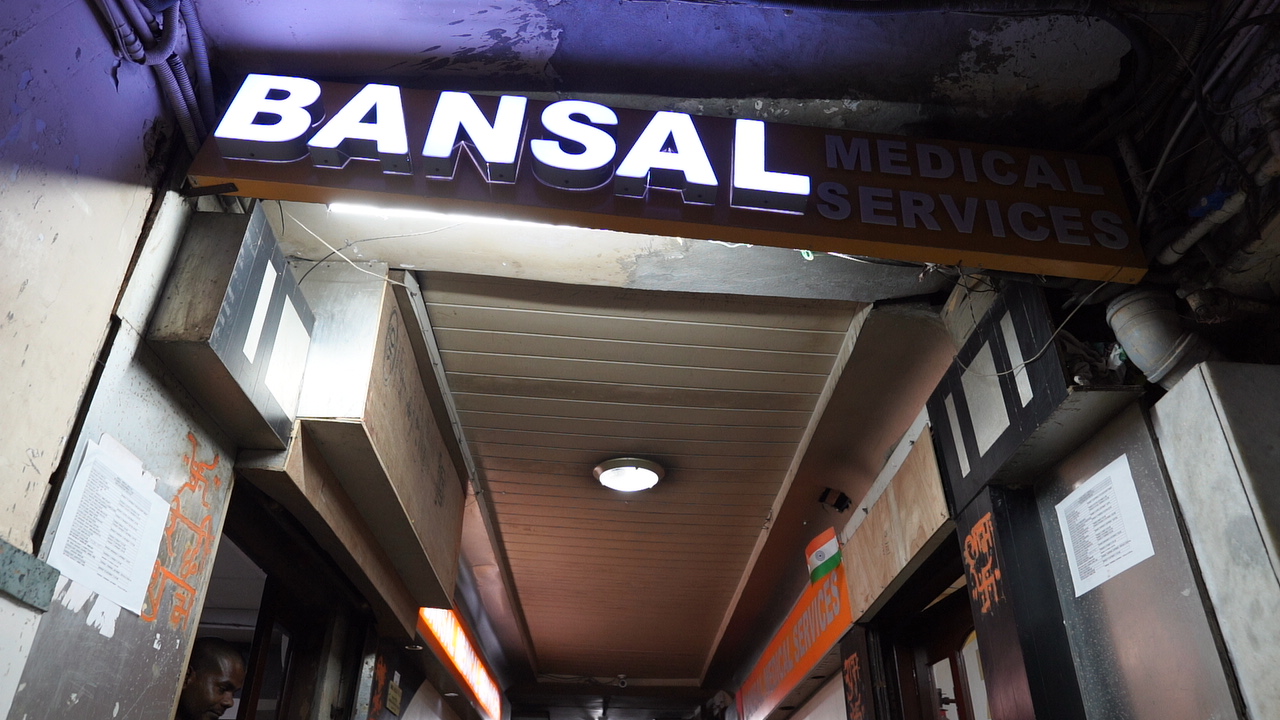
<box><xmin>1152</xmin><ymin>362</ymin><xmax>1280</xmax><ymax>720</ymax></box>
<box><xmin>149</xmin><ymin>208</ymin><xmax>313</xmax><ymax>449</ymax></box>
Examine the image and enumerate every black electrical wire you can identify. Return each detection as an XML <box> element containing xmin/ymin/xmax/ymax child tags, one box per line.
<box><xmin>1079</xmin><ymin>10</ymin><xmax>1210</xmax><ymax>149</ymax></box>
<box><xmin>1188</xmin><ymin>15</ymin><xmax>1280</xmax><ymax>171</ymax></box>
<box><xmin>1123</xmin><ymin>2</ymin><xmax>1280</xmax><ymax>229</ymax></box>
<box><xmin>89</xmin><ymin>0</ymin><xmax>207</xmax><ymax>154</ymax></box>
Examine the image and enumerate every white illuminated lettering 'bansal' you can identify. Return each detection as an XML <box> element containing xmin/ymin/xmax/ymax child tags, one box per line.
<box><xmin>421</xmin><ymin>92</ymin><xmax>528</xmax><ymax>183</ymax></box>
<box><xmin>214</xmin><ymin>74</ymin><xmax>323</xmax><ymax>161</ymax></box>
<box><xmin>307</xmin><ymin>83</ymin><xmax>410</xmax><ymax>174</ymax></box>
<box><xmin>531</xmin><ymin>100</ymin><xmax>619</xmax><ymax>190</ymax></box>
<box><xmin>615</xmin><ymin>111</ymin><xmax>718</xmax><ymax>205</ymax></box>
<box><xmin>731</xmin><ymin>119</ymin><xmax>811</xmax><ymax>214</ymax></box>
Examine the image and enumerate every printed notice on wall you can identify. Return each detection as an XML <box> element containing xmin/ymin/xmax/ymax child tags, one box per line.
<box><xmin>46</xmin><ymin>435</ymin><xmax>171</xmax><ymax>615</ymax></box>
<box><xmin>1055</xmin><ymin>454</ymin><xmax>1155</xmax><ymax>597</ymax></box>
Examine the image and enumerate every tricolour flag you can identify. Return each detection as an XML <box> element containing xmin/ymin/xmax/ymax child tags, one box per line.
<box><xmin>805</xmin><ymin>527</ymin><xmax>841</xmax><ymax>583</ymax></box>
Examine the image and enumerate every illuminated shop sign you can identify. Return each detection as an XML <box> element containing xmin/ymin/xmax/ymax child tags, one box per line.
<box><xmin>189</xmin><ymin>74</ymin><xmax>1146</xmax><ymax>282</ymax></box>
<box><xmin>418</xmin><ymin>608</ymin><xmax>502</xmax><ymax>720</ymax></box>
<box><xmin>736</xmin><ymin>564</ymin><xmax>854</xmax><ymax>720</ymax></box>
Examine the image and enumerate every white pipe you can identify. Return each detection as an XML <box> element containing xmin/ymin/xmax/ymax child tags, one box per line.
<box><xmin>1156</xmin><ymin>191</ymin><xmax>1250</xmax><ymax>265</ymax></box>
<box><xmin>1106</xmin><ymin>290</ymin><xmax>1220</xmax><ymax>390</ymax></box>
<box><xmin>1116</xmin><ymin>134</ymin><xmax>1146</xmax><ymax>198</ymax></box>
<box><xmin>1212</xmin><ymin>0</ymin><xmax>1268</xmax><ymax>89</ymax></box>
<box><xmin>1157</xmin><ymin>128</ymin><xmax>1280</xmax><ymax>265</ymax></box>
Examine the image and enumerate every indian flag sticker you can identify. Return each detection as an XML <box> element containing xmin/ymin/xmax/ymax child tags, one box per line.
<box><xmin>806</xmin><ymin>527</ymin><xmax>841</xmax><ymax>583</ymax></box>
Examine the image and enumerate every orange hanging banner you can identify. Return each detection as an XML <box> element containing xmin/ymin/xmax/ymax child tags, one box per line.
<box><xmin>737</xmin><ymin>563</ymin><xmax>854</xmax><ymax>720</ymax></box>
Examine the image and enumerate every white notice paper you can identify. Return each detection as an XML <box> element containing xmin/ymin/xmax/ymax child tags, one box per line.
<box><xmin>46</xmin><ymin>436</ymin><xmax>171</xmax><ymax>615</ymax></box>
<box><xmin>1056</xmin><ymin>454</ymin><xmax>1155</xmax><ymax>597</ymax></box>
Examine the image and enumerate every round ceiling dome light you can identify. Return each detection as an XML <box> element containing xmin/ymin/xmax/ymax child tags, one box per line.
<box><xmin>593</xmin><ymin>457</ymin><xmax>664</xmax><ymax>492</ymax></box>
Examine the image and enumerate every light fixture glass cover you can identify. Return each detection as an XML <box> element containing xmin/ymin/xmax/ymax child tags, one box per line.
<box><xmin>593</xmin><ymin>457</ymin><xmax>664</xmax><ymax>492</ymax></box>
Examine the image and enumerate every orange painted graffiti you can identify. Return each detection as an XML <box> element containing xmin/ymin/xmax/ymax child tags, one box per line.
<box><xmin>369</xmin><ymin>655</ymin><xmax>388</xmax><ymax>719</ymax></box>
<box><xmin>963</xmin><ymin>511</ymin><xmax>1002</xmax><ymax>614</ymax></box>
<box><xmin>842</xmin><ymin>651</ymin><xmax>865</xmax><ymax>720</ymax></box>
<box><xmin>142</xmin><ymin>433</ymin><xmax>222</xmax><ymax>629</ymax></box>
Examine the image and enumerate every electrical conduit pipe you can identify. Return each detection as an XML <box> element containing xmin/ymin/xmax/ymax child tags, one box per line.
<box><xmin>1157</xmin><ymin>124</ymin><xmax>1280</xmax><ymax>265</ymax></box>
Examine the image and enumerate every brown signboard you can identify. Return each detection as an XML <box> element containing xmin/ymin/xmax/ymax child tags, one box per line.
<box><xmin>188</xmin><ymin>74</ymin><xmax>1146</xmax><ymax>282</ymax></box>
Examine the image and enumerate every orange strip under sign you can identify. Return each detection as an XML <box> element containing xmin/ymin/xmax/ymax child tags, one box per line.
<box><xmin>418</xmin><ymin>608</ymin><xmax>503</xmax><ymax>720</ymax></box>
<box><xmin>737</xmin><ymin>564</ymin><xmax>854</xmax><ymax>720</ymax></box>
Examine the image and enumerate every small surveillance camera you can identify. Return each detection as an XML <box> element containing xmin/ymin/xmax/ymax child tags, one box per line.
<box><xmin>616</xmin><ymin>675</ymin><xmax>627</xmax><ymax>688</ymax></box>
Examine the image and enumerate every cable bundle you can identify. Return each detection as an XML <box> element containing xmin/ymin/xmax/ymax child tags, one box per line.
<box><xmin>89</xmin><ymin>0</ymin><xmax>215</xmax><ymax>155</ymax></box>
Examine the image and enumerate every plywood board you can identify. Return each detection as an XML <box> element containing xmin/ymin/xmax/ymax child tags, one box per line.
<box><xmin>297</xmin><ymin>276</ymin><xmax>465</xmax><ymax>610</ymax></box>
<box><xmin>892</xmin><ymin>429</ymin><xmax>950</xmax><ymax>562</ymax></box>
<box><xmin>844</xmin><ymin>427</ymin><xmax>949</xmax><ymax>620</ymax></box>
<box><xmin>238</xmin><ymin>426</ymin><xmax>420</xmax><ymax>637</ymax></box>
<box><xmin>844</xmin><ymin>490</ymin><xmax>897</xmax><ymax>616</ymax></box>
<box><xmin>364</xmin><ymin>285</ymin><xmax>465</xmax><ymax>601</ymax></box>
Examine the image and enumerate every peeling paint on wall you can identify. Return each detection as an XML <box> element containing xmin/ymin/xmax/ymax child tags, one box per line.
<box><xmin>51</xmin><ymin>577</ymin><xmax>122</xmax><ymax>639</ymax></box>
<box><xmin>85</xmin><ymin>600</ymin><xmax>121</xmax><ymax>640</ymax></box>
<box><xmin>204</xmin><ymin>0</ymin><xmax>561</xmax><ymax>85</ymax></box>
<box><xmin>0</xmin><ymin>0</ymin><xmax>167</xmax><ymax>552</ymax></box>
<box><xmin>53</xmin><ymin>576</ymin><xmax>94</xmax><ymax>614</ymax></box>
<box><xmin>8</xmin><ymin>322</ymin><xmax>236</xmax><ymax>720</ymax></box>
<box><xmin>932</xmin><ymin>17</ymin><xmax>1126</xmax><ymax>114</ymax></box>
<box><xmin>0</xmin><ymin>596</ymin><xmax>42</xmax><ymax>720</ymax></box>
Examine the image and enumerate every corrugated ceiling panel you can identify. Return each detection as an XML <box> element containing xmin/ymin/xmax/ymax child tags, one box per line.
<box><xmin>420</xmin><ymin>271</ymin><xmax>862</xmax><ymax>680</ymax></box>
<box><xmin>455</xmin><ymin>395</ymin><xmax>812</xmax><ymax>426</ymax></box>
<box><xmin>460</xmin><ymin>412</ymin><xmax>807</xmax><ymax>443</ymax></box>
<box><xmin>434</xmin><ymin>329</ymin><xmax>838</xmax><ymax>373</ymax></box>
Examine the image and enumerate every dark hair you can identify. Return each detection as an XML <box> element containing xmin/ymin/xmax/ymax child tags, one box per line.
<box><xmin>189</xmin><ymin>637</ymin><xmax>245</xmax><ymax>674</ymax></box>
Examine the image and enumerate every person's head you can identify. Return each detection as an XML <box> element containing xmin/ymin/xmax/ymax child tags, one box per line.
<box><xmin>176</xmin><ymin>637</ymin><xmax>245</xmax><ymax>720</ymax></box>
